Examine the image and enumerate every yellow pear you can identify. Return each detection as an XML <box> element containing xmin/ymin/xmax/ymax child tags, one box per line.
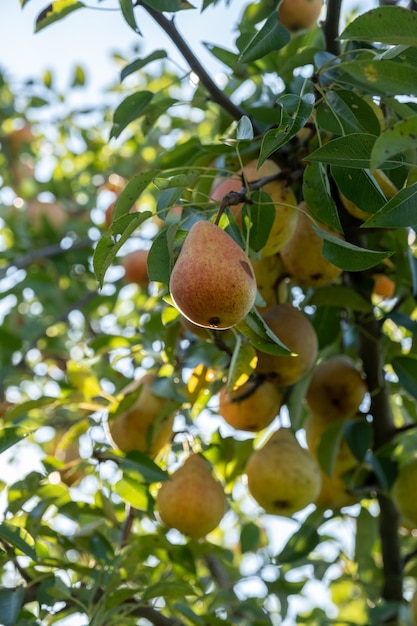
<box><xmin>278</xmin><ymin>0</ymin><xmax>323</xmax><ymax>31</ymax></box>
<box><xmin>107</xmin><ymin>374</ymin><xmax>176</xmax><ymax>457</ymax></box>
<box><xmin>169</xmin><ymin>220</ymin><xmax>257</xmax><ymax>329</ymax></box>
<box><xmin>280</xmin><ymin>202</ymin><xmax>343</xmax><ymax>288</ymax></box>
<box><xmin>255</xmin><ymin>303</ymin><xmax>318</xmax><ymax>386</ymax></box>
<box><xmin>54</xmin><ymin>437</ymin><xmax>85</xmax><ymax>486</ymax></box>
<box><xmin>210</xmin><ymin>159</ymin><xmax>298</xmax><ymax>256</ymax></box>
<box><xmin>156</xmin><ymin>454</ymin><xmax>227</xmax><ymax>538</ymax></box>
<box><xmin>392</xmin><ymin>458</ymin><xmax>417</xmax><ymax>529</ymax></box>
<box><xmin>246</xmin><ymin>428</ymin><xmax>322</xmax><ymax>516</ymax></box>
<box><xmin>218</xmin><ymin>379</ymin><xmax>282</xmax><ymax>432</ymax></box>
<box><xmin>306</xmin><ymin>356</ymin><xmax>368</xmax><ymax>421</ymax></box>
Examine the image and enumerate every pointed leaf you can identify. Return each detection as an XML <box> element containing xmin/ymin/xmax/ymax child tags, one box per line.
<box><xmin>143</xmin><ymin>0</ymin><xmax>195</xmax><ymax>10</ymax></box>
<box><xmin>121</xmin><ymin>51</ymin><xmax>168</xmax><ymax>81</ymax></box>
<box><xmin>236</xmin><ymin>115</ymin><xmax>254</xmax><ymax>141</ymax></box>
<box><xmin>313</xmin><ymin>225</ymin><xmax>394</xmax><ymax>271</ymax></box>
<box><xmin>317</xmin><ymin>419</ymin><xmax>346</xmax><ymax>476</ymax></box>
<box><xmin>308</xmin><ymin>133</ymin><xmax>381</xmax><ymax>169</ymax></box>
<box><xmin>0</xmin><ymin>588</ymin><xmax>25</xmax><ymax>626</ymax></box>
<box><xmin>338</xmin><ymin>59</ymin><xmax>417</xmax><ymax>98</ymax></box>
<box><xmin>276</xmin><ymin>524</ymin><xmax>320</xmax><ymax>564</ymax></box>
<box><xmin>370</xmin><ymin>116</ymin><xmax>417</xmax><ymax>170</ymax></box>
<box><xmin>35</xmin><ymin>0</ymin><xmax>84</xmax><ymax>32</ymax></box>
<box><xmin>339</xmin><ymin>6</ymin><xmax>417</xmax><ymax>46</ymax></box>
<box><xmin>110</xmin><ymin>91</ymin><xmax>154</xmax><ymax>140</ymax></box>
<box><xmin>111</xmin><ymin>170</ymin><xmax>159</xmax><ymax>223</ymax></box>
<box><xmin>239</xmin><ymin>13</ymin><xmax>290</xmax><ymax>63</ymax></box>
<box><xmin>119</xmin><ymin>0</ymin><xmax>141</xmax><ymax>33</ymax></box>
<box><xmin>331</xmin><ymin>166</ymin><xmax>386</xmax><ymax>216</ymax></box>
<box><xmin>243</xmin><ymin>191</ymin><xmax>276</xmax><ymax>252</ymax></box>
<box><xmin>227</xmin><ymin>339</ymin><xmax>257</xmax><ymax>390</ymax></box>
<box><xmin>344</xmin><ymin>420</ymin><xmax>373</xmax><ymax>463</ymax></box>
<box><xmin>236</xmin><ymin>308</ymin><xmax>291</xmax><ymax>355</ymax></box>
<box><xmin>0</xmin><ymin>428</ymin><xmax>30</xmax><ymax>455</ymax></box>
<box><xmin>303</xmin><ymin>162</ymin><xmax>341</xmax><ymax>231</ymax></box>
<box><xmin>363</xmin><ymin>182</ymin><xmax>417</xmax><ymax>228</ymax></box>
<box><xmin>0</xmin><ymin>523</ymin><xmax>37</xmax><ymax>560</ymax></box>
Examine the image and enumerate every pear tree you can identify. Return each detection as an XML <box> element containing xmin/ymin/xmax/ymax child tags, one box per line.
<box><xmin>1</xmin><ymin>1</ymin><xmax>417</xmax><ymax>625</ymax></box>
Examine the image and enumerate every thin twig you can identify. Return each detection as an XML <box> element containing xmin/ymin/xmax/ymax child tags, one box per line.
<box><xmin>322</xmin><ymin>0</ymin><xmax>343</xmax><ymax>56</ymax></box>
<box><xmin>137</xmin><ymin>3</ymin><xmax>262</xmax><ymax>136</ymax></box>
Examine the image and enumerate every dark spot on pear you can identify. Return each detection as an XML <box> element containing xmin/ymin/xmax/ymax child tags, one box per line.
<box><xmin>209</xmin><ymin>317</ymin><xmax>221</xmax><ymax>328</ymax></box>
<box><xmin>273</xmin><ymin>499</ymin><xmax>291</xmax><ymax>510</ymax></box>
<box><xmin>240</xmin><ymin>260</ymin><xmax>254</xmax><ymax>279</ymax></box>
<box><xmin>310</xmin><ymin>273</ymin><xmax>323</xmax><ymax>281</ymax></box>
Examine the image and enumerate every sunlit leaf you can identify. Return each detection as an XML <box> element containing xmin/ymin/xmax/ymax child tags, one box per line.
<box><xmin>363</xmin><ymin>182</ymin><xmax>417</xmax><ymax>228</ymax></box>
<box><xmin>119</xmin><ymin>0</ymin><xmax>141</xmax><ymax>33</ymax></box>
<box><xmin>143</xmin><ymin>0</ymin><xmax>195</xmax><ymax>11</ymax></box>
<box><xmin>276</xmin><ymin>523</ymin><xmax>321</xmax><ymax>564</ymax></box>
<box><xmin>110</xmin><ymin>91</ymin><xmax>154</xmax><ymax>139</ymax></box>
<box><xmin>121</xmin><ymin>51</ymin><xmax>168</xmax><ymax>81</ymax></box>
<box><xmin>35</xmin><ymin>0</ymin><xmax>84</xmax><ymax>32</ymax></box>
<box><xmin>338</xmin><ymin>59</ymin><xmax>417</xmax><ymax>98</ymax></box>
<box><xmin>0</xmin><ymin>523</ymin><xmax>37</xmax><ymax>560</ymax></box>
<box><xmin>339</xmin><ymin>6</ymin><xmax>417</xmax><ymax>46</ymax></box>
<box><xmin>236</xmin><ymin>308</ymin><xmax>291</xmax><ymax>355</ymax></box>
<box><xmin>239</xmin><ymin>12</ymin><xmax>290</xmax><ymax>63</ymax></box>
<box><xmin>370</xmin><ymin>116</ymin><xmax>417</xmax><ymax>170</ymax></box>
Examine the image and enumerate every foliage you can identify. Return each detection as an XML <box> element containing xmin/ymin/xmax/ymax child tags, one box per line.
<box><xmin>1</xmin><ymin>0</ymin><xmax>417</xmax><ymax>624</ymax></box>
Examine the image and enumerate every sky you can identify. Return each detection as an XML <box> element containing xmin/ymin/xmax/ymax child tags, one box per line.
<box><xmin>0</xmin><ymin>1</ymin><xmax>244</xmax><ymax>102</ymax></box>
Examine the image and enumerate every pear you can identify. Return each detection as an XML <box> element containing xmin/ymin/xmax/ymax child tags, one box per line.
<box><xmin>392</xmin><ymin>458</ymin><xmax>417</xmax><ymax>529</ymax></box>
<box><xmin>280</xmin><ymin>202</ymin><xmax>343</xmax><ymax>288</ymax></box>
<box><xmin>305</xmin><ymin>356</ymin><xmax>368</xmax><ymax>421</ymax></box>
<box><xmin>169</xmin><ymin>220</ymin><xmax>257</xmax><ymax>329</ymax></box>
<box><xmin>156</xmin><ymin>454</ymin><xmax>227</xmax><ymax>538</ymax></box>
<box><xmin>255</xmin><ymin>303</ymin><xmax>318</xmax><ymax>386</ymax></box>
<box><xmin>278</xmin><ymin>0</ymin><xmax>323</xmax><ymax>31</ymax></box>
<box><xmin>250</xmin><ymin>254</ymin><xmax>286</xmax><ymax>310</ymax></box>
<box><xmin>218</xmin><ymin>379</ymin><xmax>282</xmax><ymax>432</ymax></box>
<box><xmin>245</xmin><ymin>428</ymin><xmax>321</xmax><ymax>516</ymax></box>
<box><xmin>107</xmin><ymin>374</ymin><xmax>176</xmax><ymax>458</ymax></box>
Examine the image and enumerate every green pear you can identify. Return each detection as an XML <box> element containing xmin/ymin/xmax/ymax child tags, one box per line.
<box><xmin>169</xmin><ymin>220</ymin><xmax>257</xmax><ymax>329</ymax></box>
<box><xmin>157</xmin><ymin>454</ymin><xmax>227</xmax><ymax>538</ymax></box>
<box><xmin>245</xmin><ymin>427</ymin><xmax>321</xmax><ymax>516</ymax></box>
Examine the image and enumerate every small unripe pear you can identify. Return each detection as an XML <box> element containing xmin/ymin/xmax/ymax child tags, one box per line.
<box><xmin>157</xmin><ymin>454</ymin><xmax>227</xmax><ymax>538</ymax></box>
<box><xmin>218</xmin><ymin>379</ymin><xmax>282</xmax><ymax>432</ymax></box>
<box><xmin>246</xmin><ymin>428</ymin><xmax>321</xmax><ymax>516</ymax></box>
<box><xmin>169</xmin><ymin>220</ymin><xmax>257</xmax><ymax>329</ymax></box>
<box><xmin>278</xmin><ymin>0</ymin><xmax>323</xmax><ymax>31</ymax></box>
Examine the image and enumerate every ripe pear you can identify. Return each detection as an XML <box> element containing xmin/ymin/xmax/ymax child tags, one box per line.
<box><xmin>255</xmin><ymin>303</ymin><xmax>318</xmax><ymax>386</ymax></box>
<box><xmin>210</xmin><ymin>159</ymin><xmax>298</xmax><ymax>256</ymax></box>
<box><xmin>245</xmin><ymin>428</ymin><xmax>322</xmax><ymax>516</ymax></box>
<box><xmin>218</xmin><ymin>379</ymin><xmax>282</xmax><ymax>432</ymax></box>
<box><xmin>27</xmin><ymin>200</ymin><xmax>67</xmax><ymax>232</ymax></box>
<box><xmin>157</xmin><ymin>454</ymin><xmax>227</xmax><ymax>538</ymax></box>
<box><xmin>278</xmin><ymin>0</ymin><xmax>323</xmax><ymax>31</ymax></box>
<box><xmin>107</xmin><ymin>374</ymin><xmax>176</xmax><ymax>458</ymax></box>
<box><xmin>392</xmin><ymin>458</ymin><xmax>417</xmax><ymax>529</ymax></box>
<box><xmin>169</xmin><ymin>220</ymin><xmax>257</xmax><ymax>329</ymax></box>
<box><xmin>122</xmin><ymin>249</ymin><xmax>149</xmax><ymax>288</ymax></box>
<box><xmin>280</xmin><ymin>202</ymin><xmax>343</xmax><ymax>288</ymax></box>
<box><xmin>306</xmin><ymin>356</ymin><xmax>368</xmax><ymax>421</ymax></box>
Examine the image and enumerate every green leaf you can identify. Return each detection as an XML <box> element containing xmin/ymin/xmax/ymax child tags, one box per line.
<box><xmin>259</xmin><ymin>92</ymin><xmax>315</xmax><ymax>165</ymax></box>
<box><xmin>119</xmin><ymin>0</ymin><xmax>141</xmax><ymax>33</ymax></box>
<box><xmin>227</xmin><ymin>339</ymin><xmax>257</xmax><ymax>391</ymax></box>
<box><xmin>115</xmin><ymin>476</ymin><xmax>151</xmax><ymax>509</ymax></box>
<box><xmin>120</xmin><ymin>450</ymin><xmax>169</xmax><ymax>483</ymax></box>
<box><xmin>307</xmin><ymin>285</ymin><xmax>372</xmax><ymax>313</ymax></box>
<box><xmin>147</xmin><ymin>224</ymin><xmax>177</xmax><ymax>284</ymax></box>
<box><xmin>236</xmin><ymin>308</ymin><xmax>291</xmax><ymax>355</ymax></box>
<box><xmin>0</xmin><ymin>523</ymin><xmax>37</xmax><ymax>560</ymax></box>
<box><xmin>363</xmin><ymin>182</ymin><xmax>417</xmax><ymax>228</ymax></box>
<box><xmin>308</xmin><ymin>133</ymin><xmax>383</xmax><ymax>169</ymax></box>
<box><xmin>70</xmin><ymin>64</ymin><xmax>86</xmax><ymax>87</ymax></box>
<box><xmin>277</xmin><ymin>523</ymin><xmax>320</xmax><ymax>564</ymax></box>
<box><xmin>142</xmin><ymin>581</ymin><xmax>196</xmax><ymax>601</ymax></box>
<box><xmin>303</xmin><ymin>162</ymin><xmax>341</xmax><ymax>231</ymax></box>
<box><xmin>392</xmin><ymin>355</ymin><xmax>417</xmax><ymax>401</ymax></box>
<box><xmin>112</xmin><ymin>170</ymin><xmax>159</xmax><ymax>223</ymax></box>
<box><xmin>239</xmin><ymin>12</ymin><xmax>290</xmax><ymax>63</ymax></box>
<box><xmin>35</xmin><ymin>0</ymin><xmax>84</xmax><ymax>32</ymax></box>
<box><xmin>316</xmin><ymin>419</ymin><xmax>346</xmax><ymax>476</ymax></box>
<box><xmin>121</xmin><ymin>51</ymin><xmax>168</xmax><ymax>81</ymax></box>
<box><xmin>338</xmin><ymin>59</ymin><xmax>417</xmax><ymax>98</ymax></box>
<box><xmin>370</xmin><ymin>116</ymin><xmax>417</xmax><ymax>170</ymax></box>
<box><xmin>0</xmin><ymin>587</ymin><xmax>25</xmax><ymax>626</ymax></box>
<box><xmin>240</xmin><ymin>522</ymin><xmax>261</xmax><ymax>553</ymax></box>
<box><xmin>110</xmin><ymin>91</ymin><xmax>154</xmax><ymax>140</ymax></box>
<box><xmin>344</xmin><ymin>421</ymin><xmax>373</xmax><ymax>463</ymax></box>
<box><xmin>93</xmin><ymin>211</ymin><xmax>152</xmax><ymax>286</ymax></box>
<box><xmin>0</xmin><ymin>427</ymin><xmax>30</xmax><ymax>454</ymax></box>
<box><xmin>314</xmin><ymin>225</ymin><xmax>394</xmax><ymax>271</ymax></box>
<box><xmin>331</xmin><ymin>166</ymin><xmax>386</xmax><ymax>216</ymax></box>
<box><xmin>143</xmin><ymin>0</ymin><xmax>195</xmax><ymax>11</ymax></box>
<box><xmin>317</xmin><ymin>90</ymin><xmax>369</xmax><ymax>135</ymax></box>
<box><xmin>243</xmin><ymin>191</ymin><xmax>276</xmax><ymax>252</ymax></box>
<box><xmin>339</xmin><ymin>6</ymin><xmax>417</xmax><ymax>46</ymax></box>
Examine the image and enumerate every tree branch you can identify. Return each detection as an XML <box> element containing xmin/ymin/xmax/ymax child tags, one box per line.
<box><xmin>322</xmin><ymin>0</ymin><xmax>342</xmax><ymax>56</ymax></box>
<box><xmin>138</xmin><ymin>3</ymin><xmax>262</xmax><ymax>136</ymax></box>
